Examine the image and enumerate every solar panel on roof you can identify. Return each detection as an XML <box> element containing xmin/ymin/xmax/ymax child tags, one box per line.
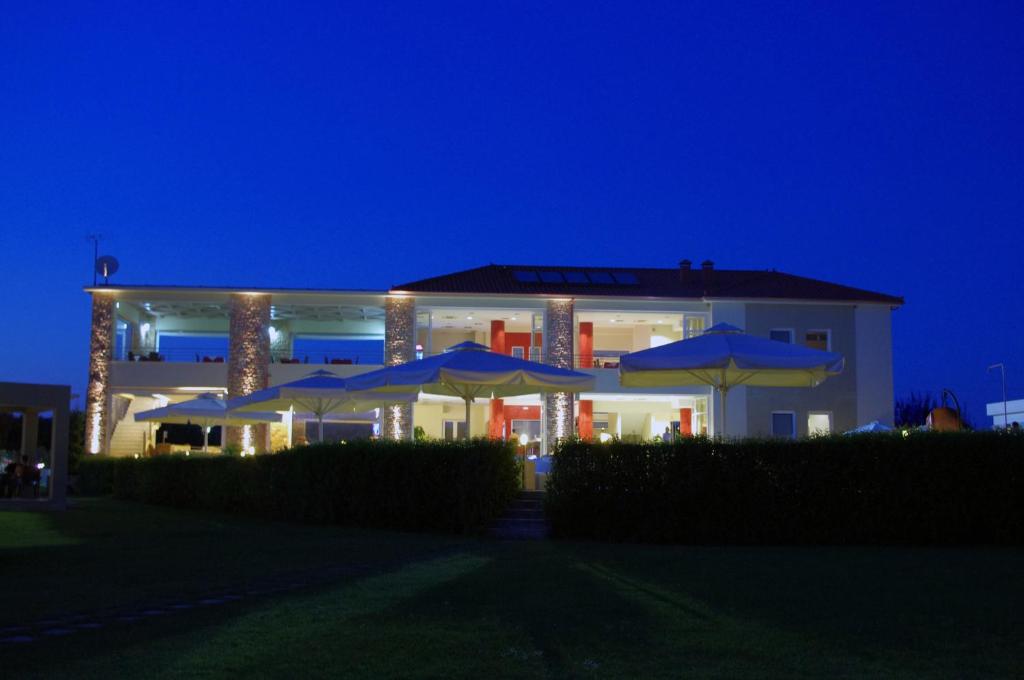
<box><xmin>513</xmin><ymin>270</ymin><xmax>539</xmax><ymax>283</ymax></box>
<box><xmin>587</xmin><ymin>271</ymin><xmax>614</xmax><ymax>284</ymax></box>
<box><xmin>612</xmin><ymin>272</ymin><xmax>639</xmax><ymax>284</ymax></box>
<box><xmin>539</xmin><ymin>271</ymin><xmax>564</xmax><ymax>283</ymax></box>
<box><xmin>562</xmin><ymin>271</ymin><xmax>589</xmax><ymax>284</ymax></box>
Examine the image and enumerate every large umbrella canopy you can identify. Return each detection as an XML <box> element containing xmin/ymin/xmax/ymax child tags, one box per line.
<box><xmin>620</xmin><ymin>323</ymin><xmax>844</xmax><ymax>436</ymax></box>
<box><xmin>134</xmin><ymin>392</ymin><xmax>281</xmax><ymax>452</ymax></box>
<box><xmin>845</xmin><ymin>420</ymin><xmax>894</xmax><ymax>434</ymax></box>
<box><xmin>345</xmin><ymin>341</ymin><xmax>595</xmax><ymax>439</ymax></box>
<box><xmin>228</xmin><ymin>370</ymin><xmax>417</xmax><ymax>442</ymax></box>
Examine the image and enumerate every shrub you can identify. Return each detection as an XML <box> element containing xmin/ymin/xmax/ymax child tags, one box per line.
<box><xmin>106</xmin><ymin>439</ymin><xmax>519</xmax><ymax>535</ymax></box>
<box><xmin>546</xmin><ymin>432</ymin><xmax>1024</xmax><ymax>545</ymax></box>
<box><xmin>75</xmin><ymin>455</ymin><xmax>118</xmax><ymax>496</ymax></box>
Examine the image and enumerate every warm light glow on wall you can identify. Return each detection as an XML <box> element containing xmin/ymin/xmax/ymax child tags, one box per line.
<box><xmin>85</xmin><ymin>293</ymin><xmax>115</xmax><ymax>454</ymax></box>
<box><xmin>382</xmin><ymin>296</ymin><xmax>416</xmax><ymax>440</ymax></box>
<box><xmin>226</xmin><ymin>293</ymin><xmax>271</xmax><ymax>451</ymax></box>
<box><xmin>543</xmin><ymin>299</ymin><xmax>575</xmax><ymax>450</ymax></box>
<box><xmin>386</xmin><ymin>404</ymin><xmax>405</xmax><ymax>440</ymax></box>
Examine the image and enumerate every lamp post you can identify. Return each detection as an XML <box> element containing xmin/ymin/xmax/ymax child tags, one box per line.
<box><xmin>988</xmin><ymin>363</ymin><xmax>1008</xmax><ymax>429</ymax></box>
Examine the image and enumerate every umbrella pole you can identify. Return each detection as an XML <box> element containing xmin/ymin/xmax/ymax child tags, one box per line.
<box><xmin>318</xmin><ymin>414</ymin><xmax>325</xmax><ymax>443</ymax></box>
<box><xmin>719</xmin><ymin>385</ymin><xmax>729</xmax><ymax>439</ymax></box>
<box><xmin>464</xmin><ymin>397</ymin><xmax>472</xmax><ymax>441</ymax></box>
<box><xmin>203</xmin><ymin>420</ymin><xmax>209</xmax><ymax>453</ymax></box>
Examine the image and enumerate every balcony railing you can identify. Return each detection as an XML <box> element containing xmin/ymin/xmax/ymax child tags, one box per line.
<box><xmin>113</xmin><ymin>348</ymin><xmax>635</xmax><ymax>369</ymax></box>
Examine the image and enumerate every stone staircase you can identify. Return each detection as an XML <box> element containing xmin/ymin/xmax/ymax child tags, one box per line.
<box><xmin>109</xmin><ymin>396</ymin><xmax>159</xmax><ymax>457</ymax></box>
<box><xmin>489</xmin><ymin>491</ymin><xmax>550</xmax><ymax>540</ymax></box>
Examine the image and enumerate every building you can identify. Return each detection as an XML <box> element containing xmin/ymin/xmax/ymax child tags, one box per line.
<box><xmin>986</xmin><ymin>399</ymin><xmax>1024</xmax><ymax>429</ymax></box>
<box><xmin>83</xmin><ymin>260</ymin><xmax>902</xmax><ymax>455</ymax></box>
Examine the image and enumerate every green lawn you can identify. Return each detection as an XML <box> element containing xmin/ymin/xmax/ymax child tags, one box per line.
<box><xmin>2</xmin><ymin>499</ymin><xmax>1022</xmax><ymax>679</ymax></box>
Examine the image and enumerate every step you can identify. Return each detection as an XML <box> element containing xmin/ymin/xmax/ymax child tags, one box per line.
<box><xmin>488</xmin><ymin>518</ymin><xmax>550</xmax><ymax>540</ymax></box>
<box><xmin>503</xmin><ymin>508</ymin><xmax>546</xmax><ymax>520</ymax></box>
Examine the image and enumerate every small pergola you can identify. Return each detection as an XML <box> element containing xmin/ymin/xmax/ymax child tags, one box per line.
<box><xmin>0</xmin><ymin>382</ymin><xmax>70</xmax><ymax>510</ymax></box>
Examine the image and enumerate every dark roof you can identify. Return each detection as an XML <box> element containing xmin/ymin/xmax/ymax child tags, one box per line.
<box><xmin>392</xmin><ymin>264</ymin><xmax>903</xmax><ymax>305</ymax></box>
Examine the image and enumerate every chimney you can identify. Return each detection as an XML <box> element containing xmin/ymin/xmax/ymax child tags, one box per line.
<box><xmin>678</xmin><ymin>259</ymin><xmax>692</xmax><ymax>284</ymax></box>
<box><xmin>701</xmin><ymin>260</ymin><xmax>714</xmax><ymax>293</ymax></box>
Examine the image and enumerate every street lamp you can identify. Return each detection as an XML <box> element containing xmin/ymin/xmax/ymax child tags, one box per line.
<box><xmin>988</xmin><ymin>363</ymin><xmax>1008</xmax><ymax>429</ymax></box>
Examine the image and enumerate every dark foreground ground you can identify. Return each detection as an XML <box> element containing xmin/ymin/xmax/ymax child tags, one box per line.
<box><xmin>1</xmin><ymin>499</ymin><xmax>1021</xmax><ymax>678</ymax></box>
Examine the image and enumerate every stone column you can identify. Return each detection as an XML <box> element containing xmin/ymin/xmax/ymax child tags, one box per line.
<box><xmin>543</xmin><ymin>299</ymin><xmax>575</xmax><ymax>450</ymax></box>
<box><xmin>226</xmin><ymin>294</ymin><xmax>271</xmax><ymax>452</ymax></box>
<box><xmin>85</xmin><ymin>293</ymin><xmax>115</xmax><ymax>454</ymax></box>
<box><xmin>382</xmin><ymin>295</ymin><xmax>416</xmax><ymax>440</ymax></box>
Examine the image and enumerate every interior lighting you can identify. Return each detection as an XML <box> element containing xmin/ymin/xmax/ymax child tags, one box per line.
<box><xmin>599</xmin><ymin>432</ymin><xmax>613</xmax><ymax>443</ymax></box>
<box><xmin>519</xmin><ymin>433</ymin><xmax>529</xmax><ymax>446</ymax></box>
<box><xmin>36</xmin><ymin>462</ymin><xmax>45</xmax><ymax>470</ymax></box>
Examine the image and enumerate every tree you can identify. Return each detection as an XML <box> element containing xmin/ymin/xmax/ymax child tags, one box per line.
<box><xmin>895</xmin><ymin>392</ymin><xmax>937</xmax><ymax>428</ymax></box>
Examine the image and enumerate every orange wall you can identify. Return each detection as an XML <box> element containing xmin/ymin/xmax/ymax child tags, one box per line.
<box><xmin>579</xmin><ymin>322</ymin><xmax>593</xmax><ymax>368</ymax></box>
<box><xmin>679</xmin><ymin>408</ymin><xmax>693</xmax><ymax>435</ymax></box>
<box><xmin>579</xmin><ymin>399</ymin><xmax>593</xmax><ymax>439</ymax></box>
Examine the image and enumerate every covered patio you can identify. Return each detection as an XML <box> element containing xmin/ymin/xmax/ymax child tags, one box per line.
<box><xmin>0</xmin><ymin>382</ymin><xmax>70</xmax><ymax>510</ymax></box>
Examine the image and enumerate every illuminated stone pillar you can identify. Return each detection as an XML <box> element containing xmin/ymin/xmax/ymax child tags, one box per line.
<box><xmin>543</xmin><ymin>299</ymin><xmax>575</xmax><ymax>450</ymax></box>
<box><xmin>85</xmin><ymin>293</ymin><xmax>115</xmax><ymax>454</ymax></box>
<box><xmin>382</xmin><ymin>295</ymin><xmax>415</xmax><ymax>441</ymax></box>
<box><xmin>226</xmin><ymin>294</ymin><xmax>271</xmax><ymax>452</ymax></box>
<box><xmin>488</xmin><ymin>399</ymin><xmax>505</xmax><ymax>439</ymax></box>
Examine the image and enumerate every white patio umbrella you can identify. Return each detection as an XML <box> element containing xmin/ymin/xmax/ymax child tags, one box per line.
<box><xmin>228</xmin><ymin>370</ymin><xmax>417</xmax><ymax>442</ymax></box>
<box><xmin>134</xmin><ymin>392</ymin><xmax>281</xmax><ymax>452</ymax></box>
<box><xmin>845</xmin><ymin>420</ymin><xmax>893</xmax><ymax>434</ymax></box>
<box><xmin>619</xmin><ymin>323</ymin><xmax>844</xmax><ymax>436</ymax></box>
<box><xmin>344</xmin><ymin>341</ymin><xmax>595</xmax><ymax>440</ymax></box>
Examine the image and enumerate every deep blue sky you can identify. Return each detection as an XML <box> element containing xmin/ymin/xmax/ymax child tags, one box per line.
<box><xmin>2</xmin><ymin>2</ymin><xmax>1021</xmax><ymax>423</ymax></box>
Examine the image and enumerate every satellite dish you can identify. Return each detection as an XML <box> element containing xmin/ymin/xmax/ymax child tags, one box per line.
<box><xmin>96</xmin><ymin>255</ymin><xmax>119</xmax><ymax>283</ymax></box>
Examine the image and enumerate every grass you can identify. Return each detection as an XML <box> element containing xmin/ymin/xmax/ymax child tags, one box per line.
<box><xmin>2</xmin><ymin>499</ymin><xmax>1022</xmax><ymax>679</ymax></box>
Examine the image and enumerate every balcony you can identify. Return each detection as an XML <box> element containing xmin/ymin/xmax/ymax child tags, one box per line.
<box><xmin>109</xmin><ymin>359</ymin><xmax>383</xmax><ymax>392</ymax></box>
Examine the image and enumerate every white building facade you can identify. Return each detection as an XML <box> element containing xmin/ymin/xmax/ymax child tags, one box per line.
<box><xmin>84</xmin><ymin>261</ymin><xmax>902</xmax><ymax>455</ymax></box>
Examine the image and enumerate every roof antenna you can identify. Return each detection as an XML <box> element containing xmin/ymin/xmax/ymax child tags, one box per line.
<box><xmin>86</xmin><ymin>233</ymin><xmax>102</xmax><ymax>285</ymax></box>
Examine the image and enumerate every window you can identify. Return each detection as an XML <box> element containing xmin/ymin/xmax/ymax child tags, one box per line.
<box><xmin>529</xmin><ymin>347</ymin><xmax>541</xmax><ymax>362</ymax></box>
<box><xmin>511</xmin><ymin>346</ymin><xmax>525</xmax><ymax>359</ymax></box>
<box><xmin>538</xmin><ymin>271</ymin><xmax>564</xmax><ymax>283</ymax></box>
<box><xmin>587</xmin><ymin>271</ymin><xmax>615</xmax><ymax>284</ymax></box>
<box><xmin>563</xmin><ymin>271</ymin><xmax>589</xmax><ymax>284</ymax></box>
<box><xmin>292</xmin><ymin>336</ymin><xmax>384</xmax><ymax>364</ymax></box>
<box><xmin>443</xmin><ymin>420</ymin><xmax>467</xmax><ymax>441</ymax></box>
<box><xmin>513</xmin><ymin>270</ymin><xmax>538</xmax><ymax>282</ymax></box>
<box><xmin>805</xmin><ymin>330</ymin><xmax>830</xmax><ymax>351</ymax></box>
<box><xmin>684</xmin><ymin>315</ymin><xmax>706</xmax><ymax>339</ymax></box>
<box><xmin>114</xmin><ymin>320</ymin><xmax>130</xmax><ymax>360</ymax></box>
<box><xmin>157</xmin><ymin>333</ymin><xmax>229</xmax><ymax>362</ymax></box>
<box><xmin>771</xmin><ymin>412</ymin><xmax>796</xmax><ymax>439</ymax></box>
<box><xmin>808</xmin><ymin>412</ymin><xmax>832</xmax><ymax>436</ymax></box>
<box><xmin>770</xmin><ymin>329</ymin><xmax>794</xmax><ymax>344</ymax></box>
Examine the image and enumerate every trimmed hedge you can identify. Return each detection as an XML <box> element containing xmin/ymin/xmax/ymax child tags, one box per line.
<box><xmin>80</xmin><ymin>440</ymin><xmax>519</xmax><ymax>535</ymax></box>
<box><xmin>546</xmin><ymin>433</ymin><xmax>1024</xmax><ymax>544</ymax></box>
<box><xmin>75</xmin><ymin>456</ymin><xmax>117</xmax><ymax>496</ymax></box>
